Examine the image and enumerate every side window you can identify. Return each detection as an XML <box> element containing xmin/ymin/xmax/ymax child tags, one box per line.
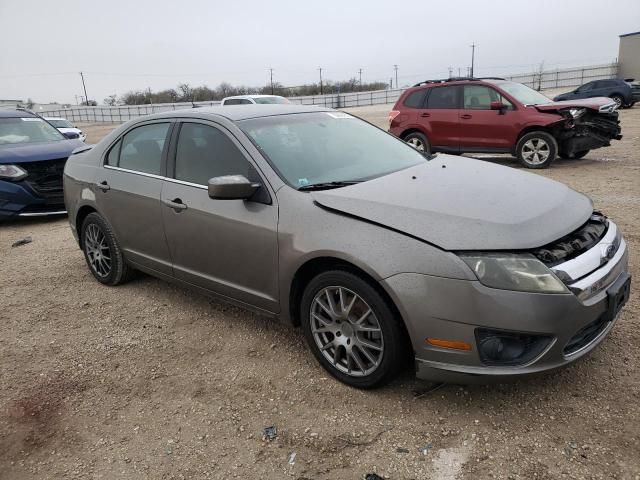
<box><xmin>403</xmin><ymin>90</ymin><xmax>427</xmax><ymax>108</ymax></box>
<box><xmin>105</xmin><ymin>140</ymin><xmax>121</xmax><ymax>166</ymax></box>
<box><xmin>119</xmin><ymin>123</ymin><xmax>170</xmax><ymax>175</ymax></box>
<box><xmin>425</xmin><ymin>86</ymin><xmax>459</xmax><ymax>109</ymax></box>
<box><xmin>174</xmin><ymin>123</ymin><xmax>252</xmax><ymax>185</ymax></box>
<box><xmin>579</xmin><ymin>82</ymin><xmax>594</xmax><ymax>92</ymax></box>
<box><xmin>463</xmin><ymin>85</ymin><xmax>496</xmax><ymax>109</ymax></box>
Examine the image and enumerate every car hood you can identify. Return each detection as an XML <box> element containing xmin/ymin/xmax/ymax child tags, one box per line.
<box><xmin>311</xmin><ymin>155</ymin><xmax>593</xmax><ymax>250</ymax></box>
<box><xmin>535</xmin><ymin>97</ymin><xmax>615</xmax><ymax>112</ymax></box>
<box><xmin>0</xmin><ymin>139</ymin><xmax>85</xmax><ymax>164</ymax></box>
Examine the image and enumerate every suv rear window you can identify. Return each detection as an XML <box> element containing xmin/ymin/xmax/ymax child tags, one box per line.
<box><xmin>425</xmin><ymin>86</ymin><xmax>459</xmax><ymax>109</ymax></box>
<box><xmin>403</xmin><ymin>90</ymin><xmax>427</xmax><ymax>108</ymax></box>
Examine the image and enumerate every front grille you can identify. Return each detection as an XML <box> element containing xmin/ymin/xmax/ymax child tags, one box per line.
<box><xmin>532</xmin><ymin>213</ymin><xmax>608</xmax><ymax>267</ymax></box>
<box><xmin>563</xmin><ymin>315</ymin><xmax>609</xmax><ymax>355</ymax></box>
<box><xmin>21</xmin><ymin>158</ymin><xmax>67</xmax><ymax>206</ymax></box>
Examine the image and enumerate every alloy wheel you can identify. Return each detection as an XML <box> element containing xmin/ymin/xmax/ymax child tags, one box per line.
<box><xmin>521</xmin><ymin>138</ymin><xmax>550</xmax><ymax>165</ymax></box>
<box><xmin>310</xmin><ymin>286</ymin><xmax>384</xmax><ymax>377</ymax></box>
<box><xmin>406</xmin><ymin>137</ymin><xmax>425</xmax><ymax>152</ymax></box>
<box><xmin>84</xmin><ymin>223</ymin><xmax>112</xmax><ymax>277</ymax></box>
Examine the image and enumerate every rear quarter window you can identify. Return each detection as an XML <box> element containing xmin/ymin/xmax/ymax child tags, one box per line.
<box><xmin>403</xmin><ymin>90</ymin><xmax>427</xmax><ymax>108</ymax></box>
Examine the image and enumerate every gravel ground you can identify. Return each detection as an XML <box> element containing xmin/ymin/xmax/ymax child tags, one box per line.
<box><xmin>1</xmin><ymin>105</ymin><xmax>639</xmax><ymax>480</ymax></box>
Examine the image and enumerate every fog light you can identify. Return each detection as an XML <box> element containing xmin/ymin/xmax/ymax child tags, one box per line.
<box><xmin>476</xmin><ymin>329</ymin><xmax>551</xmax><ymax>366</ymax></box>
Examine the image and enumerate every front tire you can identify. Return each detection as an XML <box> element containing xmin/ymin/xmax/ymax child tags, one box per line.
<box><xmin>403</xmin><ymin>132</ymin><xmax>431</xmax><ymax>155</ymax></box>
<box><xmin>610</xmin><ymin>95</ymin><xmax>624</xmax><ymax>109</ymax></box>
<box><xmin>559</xmin><ymin>150</ymin><xmax>589</xmax><ymax>160</ymax></box>
<box><xmin>516</xmin><ymin>131</ymin><xmax>558</xmax><ymax>169</ymax></box>
<box><xmin>300</xmin><ymin>270</ymin><xmax>407</xmax><ymax>389</ymax></box>
<box><xmin>81</xmin><ymin>212</ymin><xmax>133</xmax><ymax>286</ymax></box>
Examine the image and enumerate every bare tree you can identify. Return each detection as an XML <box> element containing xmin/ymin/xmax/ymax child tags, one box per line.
<box><xmin>104</xmin><ymin>94</ymin><xmax>117</xmax><ymax>106</ymax></box>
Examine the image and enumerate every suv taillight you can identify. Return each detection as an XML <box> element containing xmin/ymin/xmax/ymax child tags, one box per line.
<box><xmin>388</xmin><ymin>110</ymin><xmax>400</xmax><ymax>125</ymax></box>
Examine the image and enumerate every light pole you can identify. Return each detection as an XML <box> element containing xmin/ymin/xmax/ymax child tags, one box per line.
<box><xmin>470</xmin><ymin>43</ymin><xmax>477</xmax><ymax>78</ymax></box>
<box><xmin>269</xmin><ymin>68</ymin><xmax>274</xmax><ymax>94</ymax></box>
<box><xmin>318</xmin><ymin>67</ymin><xmax>323</xmax><ymax>95</ymax></box>
<box><xmin>393</xmin><ymin>64</ymin><xmax>398</xmax><ymax>89</ymax></box>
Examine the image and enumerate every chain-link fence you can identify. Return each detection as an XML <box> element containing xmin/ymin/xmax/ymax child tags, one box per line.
<box><xmin>39</xmin><ymin>62</ymin><xmax>618</xmax><ymax>124</ymax></box>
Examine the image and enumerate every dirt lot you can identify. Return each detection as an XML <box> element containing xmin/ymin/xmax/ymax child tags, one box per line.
<box><xmin>1</xmin><ymin>105</ymin><xmax>639</xmax><ymax>480</ymax></box>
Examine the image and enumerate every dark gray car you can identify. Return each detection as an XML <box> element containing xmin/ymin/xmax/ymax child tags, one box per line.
<box><xmin>63</xmin><ymin>105</ymin><xmax>630</xmax><ymax>388</ymax></box>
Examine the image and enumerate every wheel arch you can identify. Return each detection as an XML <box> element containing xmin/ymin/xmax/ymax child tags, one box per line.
<box><xmin>399</xmin><ymin>127</ymin><xmax>428</xmax><ymax>140</ymax></box>
<box><xmin>75</xmin><ymin>204</ymin><xmax>98</xmax><ymax>248</ymax></box>
<box><xmin>288</xmin><ymin>256</ymin><xmax>408</xmax><ymax>340</ymax></box>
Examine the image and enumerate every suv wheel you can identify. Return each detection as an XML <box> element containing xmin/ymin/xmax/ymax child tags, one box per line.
<box><xmin>559</xmin><ymin>150</ymin><xmax>589</xmax><ymax>160</ymax></box>
<box><xmin>516</xmin><ymin>131</ymin><xmax>558</xmax><ymax>169</ymax></box>
<box><xmin>300</xmin><ymin>270</ymin><xmax>407</xmax><ymax>389</ymax></box>
<box><xmin>81</xmin><ymin>212</ymin><xmax>133</xmax><ymax>286</ymax></box>
<box><xmin>404</xmin><ymin>132</ymin><xmax>431</xmax><ymax>155</ymax></box>
<box><xmin>610</xmin><ymin>95</ymin><xmax>624</xmax><ymax>108</ymax></box>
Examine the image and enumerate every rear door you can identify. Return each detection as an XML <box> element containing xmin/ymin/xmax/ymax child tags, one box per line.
<box><xmin>161</xmin><ymin>120</ymin><xmax>279</xmax><ymax>312</ymax></box>
<box><xmin>458</xmin><ymin>84</ymin><xmax>516</xmax><ymax>151</ymax></box>
<box><xmin>96</xmin><ymin>121</ymin><xmax>173</xmax><ymax>274</ymax></box>
<box><xmin>415</xmin><ymin>85</ymin><xmax>461</xmax><ymax>151</ymax></box>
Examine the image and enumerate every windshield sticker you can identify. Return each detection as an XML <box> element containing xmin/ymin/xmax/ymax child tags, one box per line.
<box><xmin>297</xmin><ymin>178</ymin><xmax>310</xmax><ymax>186</ymax></box>
<box><xmin>21</xmin><ymin>118</ymin><xmax>44</xmax><ymax>122</ymax></box>
<box><xmin>325</xmin><ymin>112</ymin><xmax>353</xmax><ymax>119</ymax></box>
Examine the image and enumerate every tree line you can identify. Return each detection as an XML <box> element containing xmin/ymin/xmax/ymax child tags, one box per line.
<box><xmin>104</xmin><ymin>78</ymin><xmax>389</xmax><ymax>106</ymax></box>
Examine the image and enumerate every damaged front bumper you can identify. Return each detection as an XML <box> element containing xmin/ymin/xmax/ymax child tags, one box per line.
<box><xmin>557</xmin><ymin>110</ymin><xmax>622</xmax><ymax>156</ymax></box>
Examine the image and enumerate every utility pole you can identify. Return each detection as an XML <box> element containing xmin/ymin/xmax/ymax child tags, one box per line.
<box><xmin>467</xmin><ymin>66</ymin><xmax>471</xmax><ymax>77</ymax></box>
<box><xmin>358</xmin><ymin>68</ymin><xmax>363</xmax><ymax>87</ymax></box>
<box><xmin>74</xmin><ymin>95</ymin><xmax>79</xmax><ymax>106</ymax></box>
<box><xmin>448</xmin><ymin>66</ymin><xmax>453</xmax><ymax>78</ymax></box>
<box><xmin>393</xmin><ymin>64</ymin><xmax>398</xmax><ymax>89</ymax></box>
<box><xmin>470</xmin><ymin>42</ymin><xmax>477</xmax><ymax>78</ymax></box>
<box><xmin>79</xmin><ymin>72</ymin><xmax>89</xmax><ymax>105</ymax></box>
<box><xmin>269</xmin><ymin>68</ymin><xmax>274</xmax><ymax>94</ymax></box>
<box><xmin>458</xmin><ymin>67</ymin><xmax>461</xmax><ymax>77</ymax></box>
<box><xmin>390</xmin><ymin>77</ymin><xmax>393</xmax><ymax>89</ymax></box>
<box><xmin>318</xmin><ymin>67</ymin><xmax>323</xmax><ymax>95</ymax></box>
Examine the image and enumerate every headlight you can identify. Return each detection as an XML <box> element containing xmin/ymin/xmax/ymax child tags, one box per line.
<box><xmin>568</xmin><ymin>107</ymin><xmax>585</xmax><ymax>119</ymax></box>
<box><xmin>0</xmin><ymin>164</ymin><xmax>27</xmax><ymax>181</ymax></box>
<box><xmin>459</xmin><ymin>253</ymin><xmax>568</xmax><ymax>294</ymax></box>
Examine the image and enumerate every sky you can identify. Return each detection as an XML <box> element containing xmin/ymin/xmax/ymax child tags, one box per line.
<box><xmin>1</xmin><ymin>0</ymin><xmax>638</xmax><ymax>105</ymax></box>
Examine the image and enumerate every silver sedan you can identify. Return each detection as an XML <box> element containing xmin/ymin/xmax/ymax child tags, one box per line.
<box><xmin>63</xmin><ymin>105</ymin><xmax>630</xmax><ymax>388</ymax></box>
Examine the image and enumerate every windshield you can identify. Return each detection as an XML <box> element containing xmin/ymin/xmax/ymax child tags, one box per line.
<box><xmin>0</xmin><ymin>117</ymin><xmax>65</xmax><ymax>146</ymax></box>
<box><xmin>47</xmin><ymin>119</ymin><xmax>74</xmax><ymax>128</ymax></box>
<box><xmin>253</xmin><ymin>96</ymin><xmax>290</xmax><ymax>105</ymax></box>
<box><xmin>487</xmin><ymin>81</ymin><xmax>552</xmax><ymax>106</ymax></box>
<box><xmin>241</xmin><ymin>112</ymin><xmax>426</xmax><ymax>188</ymax></box>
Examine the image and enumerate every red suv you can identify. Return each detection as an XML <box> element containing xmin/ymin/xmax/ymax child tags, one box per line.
<box><xmin>388</xmin><ymin>78</ymin><xmax>622</xmax><ymax>168</ymax></box>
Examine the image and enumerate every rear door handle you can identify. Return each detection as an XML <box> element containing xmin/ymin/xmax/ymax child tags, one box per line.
<box><xmin>420</xmin><ymin>112</ymin><xmax>431</xmax><ymax>118</ymax></box>
<box><xmin>96</xmin><ymin>181</ymin><xmax>110</xmax><ymax>191</ymax></box>
<box><xmin>461</xmin><ymin>114</ymin><xmax>472</xmax><ymax>119</ymax></box>
<box><xmin>163</xmin><ymin>198</ymin><xmax>188</xmax><ymax>211</ymax></box>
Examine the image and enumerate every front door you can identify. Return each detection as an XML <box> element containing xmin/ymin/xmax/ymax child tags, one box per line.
<box><xmin>458</xmin><ymin>85</ymin><xmax>516</xmax><ymax>151</ymax></box>
<box><xmin>95</xmin><ymin>121</ymin><xmax>173</xmax><ymax>274</ymax></box>
<box><xmin>161</xmin><ymin>121</ymin><xmax>279</xmax><ymax>313</ymax></box>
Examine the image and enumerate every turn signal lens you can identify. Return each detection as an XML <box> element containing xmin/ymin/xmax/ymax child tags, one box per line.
<box><xmin>426</xmin><ymin>338</ymin><xmax>472</xmax><ymax>351</ymax></box>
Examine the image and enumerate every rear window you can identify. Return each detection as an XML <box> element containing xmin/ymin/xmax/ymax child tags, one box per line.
<box><xmin>403</xmin><ymin>90</ymin><xmax>427</xmax><ymax>108</ymax></box>
<box><xmin>253</xmin><ymin>96</ymin><xmax>290</xmax><ymax>104</ymax></box>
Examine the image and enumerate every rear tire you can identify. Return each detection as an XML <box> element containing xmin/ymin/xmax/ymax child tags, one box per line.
<box><xmin>515</xmin><ymin>131</ymin><xmax>558</xmax><ymax>169</ymax></box>
<box><xmin>403</xmin><ymin>132</ymin><xmax>431</xmax><ymax>156</ymax></box>
<box><xmin>81</xmin><ymin>212</ymin><xmax>133</xmax><ymax>286</ymax></box>
<box><xmin>300</xmin><ymin>270</ymin><xmax>407</xmax><ymax>389</ymax></box>
<box><xmin>559</xmin><ymin>150</ymin><xmax>589</xmax><ymax>160</ymax></box>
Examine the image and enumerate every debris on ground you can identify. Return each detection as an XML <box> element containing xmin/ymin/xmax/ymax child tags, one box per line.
<box><xmin>395</xmin><ymin>447</ymin><xmax>410</xmax><ymax>453</ymax></box>
<box><xmin>365</xmin><ymin>474</ymin><xmax>385</xmax><ymax>480</ymax></box>
<box><xmin>262</xmin><ymin>425</ymin><xmax>277</xmax><ymax>441</ymax></box>
<box><xmin>11</xmin><ymin>236</ymin><xmax>32</xmax><ymax>248</ymax></box>
<box><xmin>413</xmin><ymin>382</ymin><xmax>445</xmax><ymax>399</ymax></box>
<box><xmin>421</xmin><ymin>443</ymin><xmax>433</xmax><ymax>455</ymax></box>
<box><xmin>288</xmin><ymin>452</ymin><xmax>296</xmax><ymax>465</ymax></box>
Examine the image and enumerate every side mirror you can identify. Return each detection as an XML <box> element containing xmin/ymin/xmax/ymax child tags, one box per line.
<box><xmin>208</xmin><ymin>175</ymin><xmax>260</xmax><ymax>200</ymax></box>
<box><xmin>63</xmin><ymin>131</ymin><xmax>80</xmax><ymax>139</ymax></box>
<box><xmin>490</xmin><ymin>101</ymin><xmax>506</xmax><ymax>112</ymax></box>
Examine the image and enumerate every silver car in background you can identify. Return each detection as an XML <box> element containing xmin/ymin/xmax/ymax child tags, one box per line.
<box><xmin>63</xmin><ymin>105</ymin><xmax>630</xmax><ymax>388</ymax></box>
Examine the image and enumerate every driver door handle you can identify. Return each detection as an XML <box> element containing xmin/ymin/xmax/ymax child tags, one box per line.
<box><xmin>420</xmin><ymin>112</ymin><xmax>430</xmax><ymax>118</ymax></box>
<box><xmin>461</xmin><ymin>114</ymin><xmax>472</xmax><ymax>119</ymax></box>
<box><xmin>96</xmin><ymin>181</ymin><xmax>110</xmax><ymax>191</ymax></box>
<box><xmin>163</xmin><ymin>198</ymin><xmax>188</xmax><ymax>211</ymax></box>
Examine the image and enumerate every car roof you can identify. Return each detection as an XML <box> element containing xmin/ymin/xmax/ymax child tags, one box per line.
<box><xmin>143</xmin><ymin>104</ymin><xmax>329</xmax><ymax>122</ymax></box>
<box><xmin>0</xmin><ymin>110</ymin><xmax>36</xmax><ymax>118</ymax></box>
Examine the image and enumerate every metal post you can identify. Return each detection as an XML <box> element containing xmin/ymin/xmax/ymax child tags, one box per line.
<box><xmin>79</xmin><ymin>72</ymin><xmax>89</xmax><ymax>105</ymax></box>
<box><xmin>358</xmin><ymin>68</ymin><xmax>362</xmax><ymax>88</ymax></box>
<box><xmin>393</xmin><ymin>65</ymin><xmax>398</xmax><ymax>89</ymax></box>
<box><xmin>470</xmin><ymin>43</ymin><xmax>476</xmax><ymax>78</ymax></box>
<box><xmin>269</xmin><ymin>68</ymin><xmax>274</xmax><ymax>94</ymax></box>
<box><xmin>318</xmin><ymin>67</ymin><xmax>323</xmax><ymax>95</ymax></box>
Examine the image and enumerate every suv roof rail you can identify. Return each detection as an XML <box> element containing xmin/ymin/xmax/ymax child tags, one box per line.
<box><xmin>411</xmin><ymin>76</ymin><xmax>505</xmax><ymax>87</ymax></box>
